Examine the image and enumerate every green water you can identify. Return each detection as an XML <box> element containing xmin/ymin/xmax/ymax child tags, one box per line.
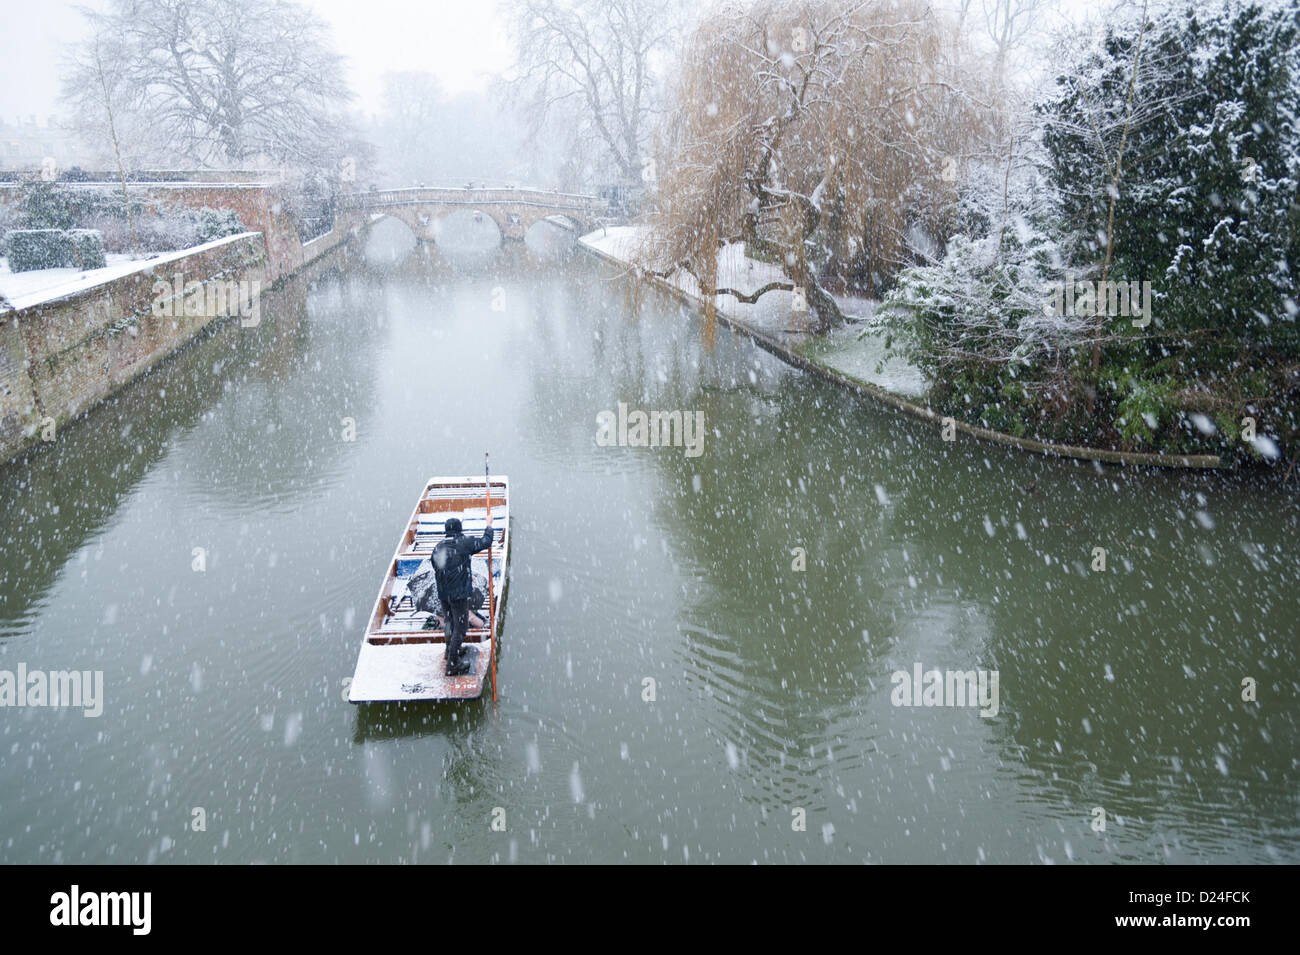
<box><xmin>0</xmin><ymin>230</ymin><xmax>1295</xmax><ymax>863</ymax></box>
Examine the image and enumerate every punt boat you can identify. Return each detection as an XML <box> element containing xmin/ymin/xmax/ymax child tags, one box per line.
<box><xmin>348</xmin><ymin>475</ymin><xmax>509</xmax><ymax>702</ymax></box>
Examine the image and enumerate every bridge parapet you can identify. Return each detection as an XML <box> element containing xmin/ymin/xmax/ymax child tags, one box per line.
<box><xmin>343</xmin><ymin>187</ymin><xmax>607</xmax><ymax>240</ymax></box>
<box><xmin>343</xmin><ymin>187</ymin><xmax>605</xmax><ymax>213</ymax></box>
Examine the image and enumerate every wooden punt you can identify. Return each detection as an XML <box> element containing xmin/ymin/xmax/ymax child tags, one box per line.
<box><xmin>348</xmin><ymin>476</ymin><xmax>509</xmax><ymax>703</ymax></box>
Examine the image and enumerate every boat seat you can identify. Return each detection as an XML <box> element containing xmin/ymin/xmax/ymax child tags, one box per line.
<box><xmin>395</xmin><ymin>556</ymin><xmax>424</xmax><ymax>577</ymax></box>
<box><xmin>416</xmin><ymin>507</ymin><xmax>505</xmax><ymax>532</ymax></box>
<box><xmin>373</xmin><ymin>603</ymin><xmax>495</xmax><ymax>639</ymax></box>
<box><xmin>388</xmin><ymin>581</ymin><xmax>414</xmax><ymax>609</ymax></box>
<box><xmin>422</xmin><ymin>484</ymin><xmax>503</xmax><ymax>496</ymax></box>
<box><xmin>409</xmin><ymin>531</ymin><xmax>505</xmax><ymax>556</ymax></box>
<box><xmin>380</xmin><ymin>608</ymin><xmax>428</xmax><ymax>628</ymax></box>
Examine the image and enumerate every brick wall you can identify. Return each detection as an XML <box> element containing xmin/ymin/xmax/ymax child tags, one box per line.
<box><xmin>129</xmin><ymin>183</ymin><xmax>356</xmax><ymax>282</ymax></box>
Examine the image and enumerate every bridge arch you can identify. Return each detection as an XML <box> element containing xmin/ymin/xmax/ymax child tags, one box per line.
<box><xmin>371</xmin><ymin>207</ymin><xmax>435</xmax><ymax>242</ymax></box>
<box><xmin>430</xmin><ymin>208</ymin><xmax>505</xmax><ymax>249</ymax></box>
<box><xmin>523</xmin><ymin>214</ymin><xmax>584</xmax><ymax>247</ymax></box>
<box><xmin>361</xmin><ymin>214</ymin><xmax>420</xmax><ymax>265</ymax></box>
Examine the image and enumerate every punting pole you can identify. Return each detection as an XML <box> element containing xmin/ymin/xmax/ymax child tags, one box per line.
<box><xmin>486</xmin><ymin>453</ymin><xmax>497</xmax><ymax>703</ymax></box>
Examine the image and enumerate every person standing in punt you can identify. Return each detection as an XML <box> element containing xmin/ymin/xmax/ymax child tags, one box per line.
<box><xmin>432</xmin><ymin>514</ymin><xmax>494</xmax><ymax>676</ymax></box>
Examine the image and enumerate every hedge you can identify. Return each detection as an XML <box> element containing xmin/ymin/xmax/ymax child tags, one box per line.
<box><xmin>5</xmin><ymin>229</ymin><xmax>107</xmax><ymax>272</ymax></box>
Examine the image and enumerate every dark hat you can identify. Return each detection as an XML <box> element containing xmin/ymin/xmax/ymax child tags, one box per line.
<box><xmin>444</xmin><ymin>517</ymin><xmax>462</xmax><ymax>535</ymax></box>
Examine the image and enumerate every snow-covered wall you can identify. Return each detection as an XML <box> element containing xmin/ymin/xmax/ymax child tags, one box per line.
<box><xmin>0</xmin><ymin>180</ymin><xmax>363</xmax><ymax>282</ymax></box>
<box><xmin>0</xmin><ymin>232</ymin><xmax>267</xmax><ymax>463</ymax></box>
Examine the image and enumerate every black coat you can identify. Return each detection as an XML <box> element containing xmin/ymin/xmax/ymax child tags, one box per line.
<box><xmin>432</xmin><ymin>526</ymin><xmax>494</xmax><ymax>602</ymax></box>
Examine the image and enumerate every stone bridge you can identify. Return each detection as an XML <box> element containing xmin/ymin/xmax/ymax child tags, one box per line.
<box><xmin>340</xmin><ymin>187</ymin><xmax>608</xmax><ymax>242</ymax></box>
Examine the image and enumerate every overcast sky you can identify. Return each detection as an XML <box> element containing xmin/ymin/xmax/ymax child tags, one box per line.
<box><xmin>1</xmin><ymin>0</ymin><xmax>1111</xmax><ymax>129</ymax></box>
<box><xmin>0</xmin><ymin>0</ymin><xmax>514</xmax><ymax>125</ymax></box>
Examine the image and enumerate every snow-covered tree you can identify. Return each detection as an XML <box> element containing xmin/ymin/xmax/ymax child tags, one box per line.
<box><xmin>643</xmin><ymin>0</ymin><xmax>999</xmax><ymax>335</ymax></box>
<box><xmin>61</xmin><ymin>0</ymin><xmax>357</xmax><ymax>170</ymax></box>
<box><xmin>884</xmin><ymin>0</ymin><xmax>1300</xmax><ymax>458</ymax></box>
<box><xmin>877</xmin><ymin>127</ymin><xmax>1112</xmax><ymax>436</ymax></box>
<box><xmin>1041</xmin><ymin>0</ymin><xmax>1300</xmax><ymax>449</ymax></box>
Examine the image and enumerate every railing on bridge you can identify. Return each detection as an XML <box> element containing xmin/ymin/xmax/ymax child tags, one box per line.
<box><xmin>340</xmin><ymin>186</ymin><xmax>607</xmax><ymax>214</ymax></box>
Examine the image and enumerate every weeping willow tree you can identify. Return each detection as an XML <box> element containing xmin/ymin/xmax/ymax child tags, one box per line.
<box><xmin>641</xmin><ymin>0</ymin><xmax>1000</xmax><ymax>340</ymax></box>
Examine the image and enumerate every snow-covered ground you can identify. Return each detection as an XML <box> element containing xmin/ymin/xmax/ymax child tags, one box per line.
<box><xmin>580</xmin><ymin>224</ymin><xmax>640</xmax><ymax>262</ymax></box>
<box><xmin>0</xmin><ymin>232</ymin><xmax>261</xmax><ymax>311</ymax></box>
<box><xmin>580</xmin><ymin>225</ymin><xmax>929</xmax><ymax>397</ymax></box>
<box><xmin>582</xmin><ymin>226</ymin><xmax>798</xmax><ymax>337</ymax></box>
<box><xmin>0</xmin><ymin>253</ymin><xmax>156</xmax><ymax>309</ymax></box>
<box><xmin>800</xmin><ymin>320</ymin><xmax>929</xmax><ymax>398</ymax></box>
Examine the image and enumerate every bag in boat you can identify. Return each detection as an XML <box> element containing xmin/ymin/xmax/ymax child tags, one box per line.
<box><xmin>469</xmin><ymin>572</ymin><xmax>488</xmax><ymax>613</ymax></box>
<box><xmin>407</xmin><ymin>560</ymin><xmax>442</xmax><ymax>615</ymax></box>
<box><xmin>409</xmin><ymin>563</ymin><xmax>485</xmax><ymax>616</ymax></box>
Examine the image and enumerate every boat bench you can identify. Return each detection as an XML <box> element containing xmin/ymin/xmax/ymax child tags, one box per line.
<box><xmin>370</xmin><ymin>608</ymin><xmax>493</xmax><ymax>643</ymax></box>
<box><xmin>413</xmin><ymin>508</ymin><xmax>505</xmax><ymax>545</ymax></box>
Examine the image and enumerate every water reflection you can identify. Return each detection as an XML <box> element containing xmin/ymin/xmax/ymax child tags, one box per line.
<box><xmin>0</xmin><ymin>237</ymin><xmax>1293</xmax><ymax>864</ymax></box>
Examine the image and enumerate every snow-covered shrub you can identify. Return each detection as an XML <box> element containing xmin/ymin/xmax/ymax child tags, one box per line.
<box><xmin>8</xmin><ymin>181</ymin><xmax>247</xmax><ymax>257</ymax></box>
<box><xmin>68</xmin><ymin>229</ymin><xmax>106</xmax><ymax>269</ymax></box>
<box><xmin>89</xmin><ymin>204</ymin><xmax>245</xmax><ymax>253</ymax></box>
<box><xmin>279</xmin><ymin>174</ymin><xmax>335</xmax><ymax>242</ymax></box>
<box><xmin>0</xmin><ymin>202</ymin><xmax>17</xmax><ymax>258</ymax></box>
<box><xmin>6</xmin><ymin>230</ymin><xmax>73</xmax><ymax>272</ymax></box>
<box><xmin>186</xmin><ymin>207</ymin><xmax>245</xmax><ymax>245</ymax></box>
<box><xmin>887</xmin><ymin>0</ymin><xmax>1300</xmax><ymax>459</ymax></box>
<box><xmin>15</xmin><ymin>180</ymin><xmax>77</xmax><ymax>231</ymax></box>
<box><xmin>5</xmin><ymin>229</ymin><xmax>106</xmax><ymax>272</ymax></box>
<box><xmin>1039</xmin><ymin>0</ymin><xmax>1300</xmax><ymax>457</ymax></box>
<box><xmin>879</xmin><ymin>211</ymin><xmax>1100</xmax><ymax>438</ymax></box>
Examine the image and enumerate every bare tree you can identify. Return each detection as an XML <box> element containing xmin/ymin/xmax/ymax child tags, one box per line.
<box><xmin>1088</xmin><ymin>0</ymin><xmax>1149</xmax><ymax>392</ymax></box>
<box><xmin>90</xmin><ymin>34</ymin><xmax>140</xmax><ymax>255</ymax></box>
<box><xmin>62</xmin><ymin>0</ymin><xmax>354</xmax><ymax>169</ymax></box>
<box><xmin>976</xmin><ymin>0</ymin><xmax>1058</xmax><ymax>81</ymax></box>
<box><xmin>370</xmin><ymin>75</ymin><xmax>528</xmax><ymax>187</ymax></box>
<box><xmin>504</xmin><ymin>0</ymin><xmax>684</xmax><ymax>185</ymax></box>
<box><xmin>376</xmin><ymin>72</ymin><xmax>445</xmax><ymax>184</ymax></box>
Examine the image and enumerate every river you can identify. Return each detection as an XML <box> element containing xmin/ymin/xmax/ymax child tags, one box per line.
<box><xmin>0</xmin><ymin>221</ymin><xmax>1295</xmax><ymax>863</ymax></box>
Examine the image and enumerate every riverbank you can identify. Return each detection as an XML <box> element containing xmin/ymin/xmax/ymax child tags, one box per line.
<box><xmin>579</xmin><ymin>226</ymin><xmax>1222</xmax><ymax>470</ymax></box>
